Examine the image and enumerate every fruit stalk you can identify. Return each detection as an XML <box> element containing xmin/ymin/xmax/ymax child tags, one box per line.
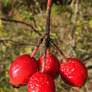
<box><xmin>31</xmin><ymin>36</ymin><xmax>45</xmax><ymax>57</ymax></box>
<box><xmin>41</xmin><ymin>0</ymin><xmax>52</xmax><ymax>72</ymax></box>
<box><xmin>50</xmin><ymin>40</ymin><xmax>67</xmax><ymax>62</ymax></box>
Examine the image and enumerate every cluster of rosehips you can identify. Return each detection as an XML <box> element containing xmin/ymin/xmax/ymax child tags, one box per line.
<box><xmin>9</xmin><ymin>48</ymin><xmax>88</xmax><ymax>92</ymax></box>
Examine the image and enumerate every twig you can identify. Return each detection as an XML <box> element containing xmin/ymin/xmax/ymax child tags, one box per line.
<box><xmin>1</xmin><ymin>18</ymin><xmax>41</xmax><ymax>35</ymax></box>
<box><xmin>71</xmin><ymin>0</ymin><xmax>75</xmax><ymax>8</ymax></box>
<box><xmin>31</xmin><ymin>36</ymin><xmax>45</xmax><ymax>57</ymax></box>
<box><xmin>50</xmin><ymin>40</ymin><xmax>67</xmax><ymax>62</ymax></box>
<box><xmin>0</xmin><ymin>3</ymin><xmax>67</xmax><ymax>64</ymax></box>
<box><xmin>41</xmin><ymin>0</ymin><xmax>52</xmax><ymax>72</ymax></box>
<box><xmin>70</xmin><ymin>0</ymin><xmax>80</xmax><ymax>57</ymax></box>
<box><xmin>0</xmin><ymin>39</ymin><xmax>34</xmax><ymax>46</ymax></box>
<box><xmin>87</xmin><ymin>65</ymin><xmax>92</xmax><ymax>70</ymax></box>
<box><xmin>25</xmin><ymin>0</ymin><xmax>30</xmax><ymax>8</ymax></box>
<box><xmin>72</xmin><ymin>0</ymin><xmax>79</xmax><ymax>38</ymax></box>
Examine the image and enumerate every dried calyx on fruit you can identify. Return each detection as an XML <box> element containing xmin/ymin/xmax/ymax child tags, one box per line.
<box><xmin>9</xmin><ymin>54</ymin><xmax>38</xmax><ymax>87</ymax></box>
<box><xmin>60</xmin><ymin>58</ymin><xmax>88</xmax><ymax>87</ymax></box>
<box><xmin>38</xmin><ymin>49</ymin><xmax>60</xmax><ymax>79</ymax></box>
<box><xmin>28</xmin><ymin>72</ymin><xmax>56</xmax><ymax>92</ymax></box>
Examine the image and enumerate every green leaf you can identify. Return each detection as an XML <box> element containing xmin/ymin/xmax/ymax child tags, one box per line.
<box><xmin>1</xmin><ymin>45</ymin><xmax>6</xmax><ymax>52</ymax></box>
<box><xmin>75</xmin><ymin>27</ymin><xmax>82</xmax><ymax>34</ymax></box>
<box><xmin>52</xmin><ymin>4</ymin><xmax>69</xmax><ymax>15</ymax></box>
<box><xmin>1</xmin><ymin>0</ymin><xmax>11</xmax><ymax>6</ymax></box>
<box><xmin>76</xmin><ymin>20</ymin><xmax>81</xmax><ymax>25</ymax></box>
<box><xmin>0</xmin><ymin>20</ymin><xmax>3</xmax><ymax>28</ymax></box>
<box><xmin>77</xmin><ymin>43</ymin><xmax>82</xmax><ymax>48</ymax></box>
<box><xmin>51</xmin><ymin>33</ymin><xmax>58</xmax><ymax>40</ymax></box>
<box><xmin>89</xmin><ymin>20</ymin><xmax>92</xmax><ymax>28</ymax></box>
<box><xmin>25</xmin><ymin>47</ymin><xmax>32</xmax><ymax>54</ymax></box>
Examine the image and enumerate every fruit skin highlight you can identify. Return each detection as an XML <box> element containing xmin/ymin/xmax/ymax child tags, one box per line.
<box><xmin>9</xmin><ymin>54</ymin><xmax>38</xmax><ymax>87</ymax></box>
<box><xmin>28</xmin><ymin>72</ymin><xmax>55</xmax><ymax>92</ymax></box>
<box><xmin>60</xmin><ymin>58</ymin><xmax>88</xmax><ymax>87</ymax></box>
<box><xmin>38</xmin><ymin>53</ymin><xmax>60</xmax><ymax>79</ymax></box>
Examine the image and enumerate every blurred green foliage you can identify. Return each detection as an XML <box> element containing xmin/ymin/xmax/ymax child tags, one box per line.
<box><xmin>51</xmin><ymin>4</ymin><xmax>69</xmax><ymax>15</ymax></box>
<box><xmin>0</xmin><ymin>0</ymin><xmax>92</xmax><ymax>92</ymax></box>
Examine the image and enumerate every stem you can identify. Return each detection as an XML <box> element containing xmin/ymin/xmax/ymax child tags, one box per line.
<box><xmin>1</xmin><ymin>18</ymin><xmax>41</xmax><ymax>35</ymax></box>
<box><xmin>72</xmin><ymin>0</ymin><xmax>79</xmax><ymax>38</ymax></box>
<box><xmin>50</xmin><ymin>40</ymin><xmax>67</xmax><ymax>62</ymax></box>
<box><xmin>41</xmin><ymin>0</ymin><xmax>52</xmax><ymax>72</ymax></box>
<box><xmin>70</xmin><ymin>0</ymin><xmax>80</xmax><ymax>57</ymax></box>
<box><xmin>31</xmin><ymin>36</ymin><xmax>45</xmax><ymax>57</ymax></box>
<box><xmin>26</xmin><ymin>0</ymin><xmax>30</xmax><ymax>8</ymax></box>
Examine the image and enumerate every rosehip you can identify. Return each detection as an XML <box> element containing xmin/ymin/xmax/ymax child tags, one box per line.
<box><xmin>60</xmin><ymin>58</ymin><xmax>88</xmax><ymax>87</ymax></box>
<box><xmin>38</xmin><ymin>53</ymin><xmax>60</xmax><ymax>79</ymax></box>
<box><xmin>28</xmin><ymin>72</ymin><xmax>55</xmax><ymax>92</ymax></box>
<box><xmin>9</xmin><ymin>54</ymin><xmax>38</xmax><ymax>87</ymax></box>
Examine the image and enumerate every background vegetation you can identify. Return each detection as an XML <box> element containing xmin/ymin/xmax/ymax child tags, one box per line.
<box><xmin>0</xmin><ymin>0</ymin><xmax>92</xmax><ymax>92</ymax></box>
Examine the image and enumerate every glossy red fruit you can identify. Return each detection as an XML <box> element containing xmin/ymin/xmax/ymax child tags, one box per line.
<box><xmin>38</xmin><ymin>53</ymin><xmax>60</xmax><ymax>79</ymax></box>
<box><xmin>28</xmin><ymin>72</ymin><xmax>55</xmax><ymax>92</ymax></box>
<box><xmin>9</xmin><ymin>54</ymin><xmax>38</xmax><ymax>87</ymax></box>
<box><xmin>60</xmin><ymin>58</ymin><xmax>88</xmax><ymax>87</ymax></box>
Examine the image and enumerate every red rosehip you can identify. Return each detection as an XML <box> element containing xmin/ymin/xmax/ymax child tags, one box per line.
<box><xmin>38</xmin><ymin>53</ymin><xmax>60</xmax><ymax>79</ymax></box>
<box><xmin>60</xmin><ymin>58</ymin><xmax>88</xmax><ymax>87</ymax></box>
<box><xmin>9</xmin><ymin>54</ymin><xmax>38</xmax><ymax>87</ymax></box>
<box><xmin>28</xmin><ymin>72</ymin><xmax>56</xmax><ymax>92</ymax></box>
